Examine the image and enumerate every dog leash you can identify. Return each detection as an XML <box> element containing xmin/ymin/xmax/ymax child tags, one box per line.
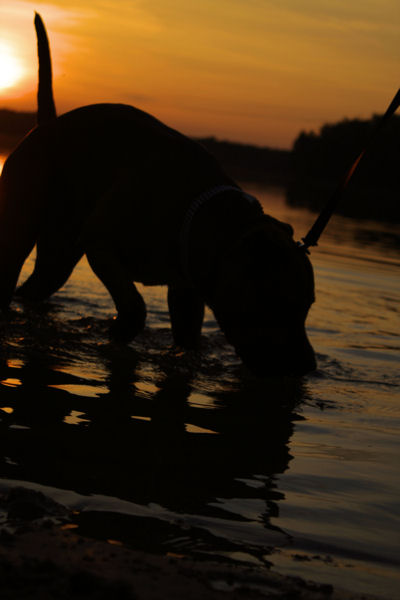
<box><xmin>299</xmin><ymin>87</ymin><xmax>400</xmax><ymax>250</ymax></box>
<box><xmin>179</xmin><ymin>185</ymin><xmax>263</xmax><ymax>283</ymax></box>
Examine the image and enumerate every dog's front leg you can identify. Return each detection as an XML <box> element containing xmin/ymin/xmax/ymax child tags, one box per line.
<box><xmin>86</xmin><ymin>248</ymin><xmax>146</xmax><ymax>343</ymax></box>
<box><xmin>167</xmin><ymin>285</ymin><xmax>204</xmax><ymax>349</ymax></box>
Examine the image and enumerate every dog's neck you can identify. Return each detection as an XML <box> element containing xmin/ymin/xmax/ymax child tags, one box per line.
<box><xmin>180</xmin><ymin>186</ymin><xmax>263</xmax><ymax>298</ymax></box>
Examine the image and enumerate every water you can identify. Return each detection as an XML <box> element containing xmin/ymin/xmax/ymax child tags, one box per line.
<box><xmin>0</xmin><ymin>185</ymin><xmax>399</xmax><ymax>599</ymax></box>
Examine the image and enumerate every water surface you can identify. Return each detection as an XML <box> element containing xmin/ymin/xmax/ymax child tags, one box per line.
<box><xmin>0</xmin><ymin>186</ymin><xmax>399</xmax><ymax>598</ymax></box>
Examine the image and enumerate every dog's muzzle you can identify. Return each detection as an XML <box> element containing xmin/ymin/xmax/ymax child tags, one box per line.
<box><xmin>234</xmin><ymin>333</ymin><xmax>316</xmax><ymax>377</ymax></box>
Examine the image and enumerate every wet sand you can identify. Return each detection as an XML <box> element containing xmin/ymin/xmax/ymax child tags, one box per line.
<box><xmin>0</xmin><ymin>525</ymin><xmax>380</xmax><ymax>600</ymax></box>
<box><xmin>0</xmin><ymin>488</ymin><xmax>380</xmax><ymax>600</ymax></box>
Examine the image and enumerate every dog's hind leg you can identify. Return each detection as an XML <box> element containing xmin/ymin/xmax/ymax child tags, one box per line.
<box><xmin>17</xmin><ymin>238</ymin><xmax>83</xmax><ymax>301</ymax></box>
<box><xmin>86</xmin><ymin>248</ymin><xmax>147</xmax><ymax>343</ymax></box>
<box><xmin>168</xmin><ymin>285</ymin><xmax>204</xmax><ymax>349</ymax></box>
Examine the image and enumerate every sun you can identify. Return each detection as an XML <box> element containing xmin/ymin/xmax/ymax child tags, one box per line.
<box><xmin>0</xmin><ymin>41</ymin><xmax>24</xmax><ymax>90</ymax></box>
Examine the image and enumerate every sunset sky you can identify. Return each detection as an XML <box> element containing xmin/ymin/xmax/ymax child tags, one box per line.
<box><xmin>0</xmin><ymin>0</ymin><xmax>399</xmax><ymax>148</ymax></box>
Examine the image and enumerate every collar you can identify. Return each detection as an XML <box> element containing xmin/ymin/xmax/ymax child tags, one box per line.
<box><xmin>179</xmin><ymin>185</ymin><xmax>263</xmax><ymax>285</ymax></box>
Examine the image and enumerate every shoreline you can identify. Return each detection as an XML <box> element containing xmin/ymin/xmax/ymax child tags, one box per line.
<box><xmin>0</xmin><ymin>487</ymin><xmax>381</xmax><ymax>600</ymax></box>
<box><xmin>0</xmin><ymin>525</ymin><xmax>381</xmax><ymax>600</ymax></box>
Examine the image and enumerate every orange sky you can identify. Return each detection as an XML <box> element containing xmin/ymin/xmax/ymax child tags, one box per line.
<box><xmin>0</xmin><ymin>0</ymin><xmax>399</xmax><ymax>148</ymax></box>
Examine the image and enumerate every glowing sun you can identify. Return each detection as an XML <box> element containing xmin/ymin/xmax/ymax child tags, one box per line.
<box><xmin>0</xmin><ymin>41</ymin><xmax>24</xmax><ymax>90</ymax></box>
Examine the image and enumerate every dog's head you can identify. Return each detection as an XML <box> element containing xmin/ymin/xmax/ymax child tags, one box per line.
<box><xmin>209</xmin><ymin>215</ymin><xmax>316</xmax><ymax>377</ymax></box>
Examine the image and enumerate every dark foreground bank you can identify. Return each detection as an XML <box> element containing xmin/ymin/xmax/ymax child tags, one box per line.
<box><xmin>0</xmin><ymin>487</ymin><xmax>381</xmax><ymax>600</ymax></box>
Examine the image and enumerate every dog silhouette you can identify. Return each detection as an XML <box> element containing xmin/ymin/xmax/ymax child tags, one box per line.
<box><xmin>0</xmin><ymin>14</ymin><xmax>316</xmax><ymax>376</ymax></box>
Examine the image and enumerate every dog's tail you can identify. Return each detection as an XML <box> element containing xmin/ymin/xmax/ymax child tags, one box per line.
<box><xmin>35</xmin><ymin>12</ymin><xmax>57</xmax><ymax>125</ymax></box>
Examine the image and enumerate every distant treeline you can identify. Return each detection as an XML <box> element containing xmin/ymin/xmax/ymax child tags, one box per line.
<box><xmin>195</xmin><ymin>137</ymin><xmax>290</xmax><ymax>185</ymax></box>
<box><xmin>1</xmin><ymin>109</ymin><xmax>398</xmax><ymax>221</ymax></box>
<box><xmin>287</xmin><ymin>115</ymin><xmax>400</xmax><ymax>222</ymax></box>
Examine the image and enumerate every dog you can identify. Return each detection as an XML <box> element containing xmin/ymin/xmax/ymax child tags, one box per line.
<box><xmin>0</xmin><ymin>14</ymin><xmax>316</xmax><ymax>377</ymax></box>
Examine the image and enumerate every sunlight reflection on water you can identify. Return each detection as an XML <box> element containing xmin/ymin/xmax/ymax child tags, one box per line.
<box><xmin>0</xmin><ymin>186</ymin><xmax>399</xmax><ymax>599</ymax></box>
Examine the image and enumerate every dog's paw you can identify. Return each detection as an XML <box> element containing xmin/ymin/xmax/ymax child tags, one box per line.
<box><xmin>109</xmin><ymin>313</ymin><xmax>146</xmax><ymax>343</ymax></box>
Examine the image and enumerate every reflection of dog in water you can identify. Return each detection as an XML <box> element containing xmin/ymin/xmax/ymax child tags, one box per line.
<box><xmin>0</xmin><ymin>14</ymin><xmax>316</xmax><ymax>376</ymax></box>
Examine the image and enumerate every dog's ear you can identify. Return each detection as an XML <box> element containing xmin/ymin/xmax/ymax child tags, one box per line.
<box><xmin>276</xmin><ymin>220</ymin><xmax>294</xmax><ymax>237</ymax></box>
<box><xmin>226</xmin><ymin>216</ymin><xmax>313</xmax><ymax>306</ymax></box>
<box><xmin>238</xmin><ymin>216</ymin><xmax>295</xmax><ymax>260</ymax></box>
<box><xmin>261</xmin><ymin>215</ymin><xmax>294</xmax><ymax>238</ymax></box>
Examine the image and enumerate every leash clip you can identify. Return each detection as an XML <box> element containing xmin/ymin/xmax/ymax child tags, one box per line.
<box><xmin>296</xmin><ymin>239</ymin><xmax>311</xmax><ymax>254</ymax></box>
